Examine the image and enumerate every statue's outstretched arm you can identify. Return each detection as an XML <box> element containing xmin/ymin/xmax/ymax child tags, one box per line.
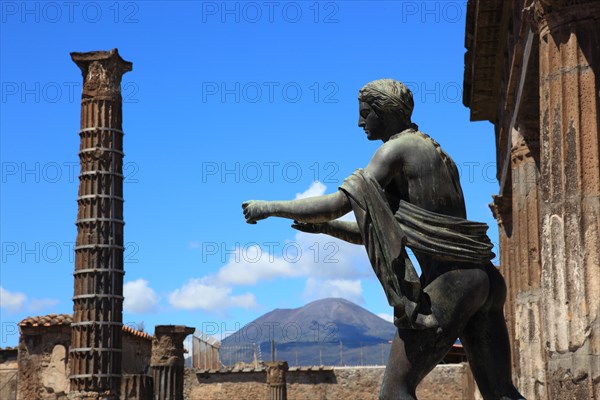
<box><xmin>243</xmin><ymin>191</ymin><xmax>351</xmax><ymax>224</ymax></box>
<box><xmin>291</xmin><ymin>220</ymin><xmax>362</xmax><ymax>245</ymax></box>
<box><xmin>243</xmin><ymin>137</ymin><xmax>405</xmax><ymax>225</ymax></box>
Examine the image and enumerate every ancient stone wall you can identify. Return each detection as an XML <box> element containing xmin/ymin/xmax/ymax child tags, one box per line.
<box><xmin>0</xmin><ymin>349</ymin><xmax>18</xmax><ymax>400</ymax></box>
<box><xmin>16</xmin><ymin>315</ymin><xmax>153</xmax><ymax>400</ymax></box>
<box><xmin>17</xmin><ymin>326</ymin><xmax>71</xmax><ymax>400</ymax></box>
<box><xmin>122</xmin><ymin>334</ymin><xmax>152</xmax><ymax>375</ymax></box>
<box><xmin>186</xmin><ymin>368</ymin><xmax>267</xmax><ymax>399</ymax></box>
<box><xmin>184</xmin><ymin>364</ymin><xmax>480</xmax><ymax>400</ymax></box>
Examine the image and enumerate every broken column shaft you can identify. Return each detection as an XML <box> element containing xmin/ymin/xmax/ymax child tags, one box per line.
<box><xmin>151</xmin><ymin>325</ymin><xmax>195</xmax><ymax>400</ymax></box>
<box><xmin>69</xmin><ymin>49</ymin><xmax>132</xmax><ymax>400</ymax></box>
<box><xmin>266</xmin><ymin>361</ymin><xmax>288</xmax><ymax>400</ymax></box>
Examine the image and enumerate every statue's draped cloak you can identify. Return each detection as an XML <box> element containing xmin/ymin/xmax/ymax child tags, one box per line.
<box><xmin>339</xmin><ymin>169</ymin><xmax>495</xmax><ymax>330</ymax></box>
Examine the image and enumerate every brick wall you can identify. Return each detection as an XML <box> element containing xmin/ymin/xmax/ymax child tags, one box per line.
<box><xmin>185</xmin><ymin>368</ymin><xmax>267</xmax><ymax>399</ymax></box>
<box><xmin>0</xmin><ymin>352</ymin><xmax>18</xmax><ymax>400</ymax></box>
<box><xmin>184</xmin><ymin>364</ymin><xmax>481</xmax><ymax>400</ymax></box>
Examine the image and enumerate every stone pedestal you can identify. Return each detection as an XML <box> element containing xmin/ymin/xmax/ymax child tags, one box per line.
<box><xmin>151</xmin><ymin>325</ymin><xmax>195</xmax><ymax>400</ymax></box>
<box><xmin>530</xmin><ymin>1</ymin><xmax>600</xmax><ymax>398</ymax></box>
<box><xmin>266</xmin><ymin>361</ymin><xmax>288</xmax><ymax>400</ymax></box>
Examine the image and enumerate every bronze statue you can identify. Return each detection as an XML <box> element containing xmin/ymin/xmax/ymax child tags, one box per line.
<box><xmin>243</xmin><ymin>79</ymin><xmax>524</xmax><ymax>400</ymax></box>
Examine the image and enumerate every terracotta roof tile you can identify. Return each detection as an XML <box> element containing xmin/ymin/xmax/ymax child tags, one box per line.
<box><xmin>122</xmin><ymin>324</ymin><xmax>153</xmax><ymax>341</ymax></box>
<box><xmin>19</xmin><ymin>314</ymin><xmax>72</xmax><ymax>327</ymax></box>
<box><xmin>19</xmin><ymin>314</ymin><xmax>152</xmax><ymax>341</ymax></box>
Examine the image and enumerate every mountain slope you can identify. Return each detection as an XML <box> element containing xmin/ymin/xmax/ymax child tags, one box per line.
<box><xmin>221</xmin><ymin>298</ymin><xmax>396</xmax><ymax>366</ymax></box>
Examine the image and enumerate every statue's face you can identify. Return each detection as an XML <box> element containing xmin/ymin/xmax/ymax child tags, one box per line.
<box><xmin>358</xmin><ymin>101</ymin><xmax>385</xmax><ymax>141</ymax></box>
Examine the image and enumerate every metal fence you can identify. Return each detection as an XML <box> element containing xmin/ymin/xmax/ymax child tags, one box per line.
<box><xmin>191</xmin><ymin>332</ymin><xmax>221</xmax><ymax>369</ymax></box>
<box><xmin>219</xmin><ymin>343</ymin><xmax>263</xmax><ymax>368</ymax></box>
<box><xmin>218</xmin><ymin>340</ymin><xmax>393</xmax><ymax>368</ymax></box>
<box><xmin>191</xmin><ymin>336</ymin><xmax>465</xmax><ymax>370</ymax></box>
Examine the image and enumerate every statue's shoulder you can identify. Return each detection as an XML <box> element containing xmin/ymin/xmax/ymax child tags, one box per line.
<box><xmin>389</xmin><ymin>129</ymin><xmax>436</xmax><ymax>150</ymax></box>
<box><xmin>389</xmin><ymin>129</ymin><xmax>456</xmax><ymax>167</ymax></box>
<box><xmin>403</xmin><ymin>130</ymin><xmax>458</xmax><ymax>169</ymax></box>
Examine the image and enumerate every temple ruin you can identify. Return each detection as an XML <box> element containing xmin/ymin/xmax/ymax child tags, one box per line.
<box><xmin>0</xmin><ymin>53</ymin><xmax>483</xmax><ymax>400</ymax></box>
<box><xmin>464</xmin><ymin>1</ymin><xmax>599</xmax><ymax>398</ymax></box>
<box><xmin>3</xmin><ymin>2</ymin><xmax>598</xmax><ymax>393</ymax></box>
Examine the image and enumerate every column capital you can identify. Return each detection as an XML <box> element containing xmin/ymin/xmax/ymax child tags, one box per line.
<box><xmin>71</xmin><ymin>48</ymin><xmax>132</xmax><ymax>100</ymax></box>
<box><xmin>511</xmin><ymin>130</ymin><xmax>539</xmax><ymax>167</ymax></box>
<box><xmin>151</xmin><ymin>325</ymin><xmax>195</xmax><ymax>367</ymax></box>
<box><xmin>266</xmin><ymin>361</ymin><xmax>289</xmax><ymax>386</ymax></box>
<box><xmin>523</xmin><ymin>0</ymin><xmax>600</xmax><ymax>34</ymax></box>
<box><xmin>490</xmin><ymin>194</ymin><xmax>512</xmax><ymax>229</ymax></box>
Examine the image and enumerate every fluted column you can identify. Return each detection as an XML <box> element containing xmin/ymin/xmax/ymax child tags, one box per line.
<box><xmin>69</xmin><ymin>49</ymin><xmax>132</xmax><ymax>400</ymax></box>
<box><xmin>510</xmin><ymin>128</ymin><xmax>547</xmax><ymax>399</ymax></box>
<box><xmin>528</xmin><ymin>1</ymin><xmax>600</xmax><ymax>398</ymax></box>
<box><xmin>266</xmin><ymin>361</ymin><xmax>288</xmax><ymax>400</ymax></box>
<box><xmin>490</xmin><ymin>193</ymin><xmax>516</xmax><ymax>370</ymax></box>
<box><xmin>151</xmin><ymin>325</ymin><xmax>195</xmax><ymax>400</ymax></box>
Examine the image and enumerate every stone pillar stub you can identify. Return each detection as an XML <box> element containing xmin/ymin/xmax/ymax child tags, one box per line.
<box><xmin>151</xmin><ymin>325</ymin><xmax>195</xmax><ymax>400</ymax></box>
<box><xmin>151</xmin><ymin>325</ymin><xmax>195</xmax><ymax>367</ymax></box>
<box><xmin>266</xmin><ymin>361</ymin><xmax>288</xmax><ymax>400</ymax></box>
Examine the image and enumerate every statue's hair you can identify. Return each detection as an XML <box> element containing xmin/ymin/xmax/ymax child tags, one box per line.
<box><xmin>358</xmin><ymin>80</ymin><xmax>460</xmax><ymax>193</ymax></box>
<box><xmin>358</xmin><ymin>79</ymin><xmax>414</xmax><ymax>124</ymax></box>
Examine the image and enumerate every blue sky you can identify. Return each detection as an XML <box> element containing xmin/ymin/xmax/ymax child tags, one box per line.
<box><xmin>0</xmin><ymin>1</ymin><xmax>497</xmax><ymax>347</ymax></box>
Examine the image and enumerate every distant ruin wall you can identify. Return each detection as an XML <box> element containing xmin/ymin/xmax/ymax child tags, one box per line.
<box><xmin>4</xmin><ymin>354</ymin><xmax>478</xmax><ymax>400</ymax></box>
<box><xmin>12</xmin><ymin>319</ymin><xmax>152</xmax><ymax>400</ymax></box>
<box><xmin>0</xmin><ymin>349</ymin><xmax>18</xmax><ymax>400</ymax></box>
<box><xmin>17</xmin><ymin>326</ymin><xmax>71</xmax><ymax>400</ymax></box>
<box><xmin>184</xmin><ymin>364</ymin><xmax>480</xmax><ymax>400</ymax></box>
<box><xmin>186</xmin><ymin>369</ymin><xmax>267</xmax><ymax>399</ymax></box>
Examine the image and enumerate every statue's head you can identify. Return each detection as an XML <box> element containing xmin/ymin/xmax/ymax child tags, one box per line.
<box><xmin>359</xmin><ymin>79</ymin><xmax>414</xmax><ymax>125</ymax></box>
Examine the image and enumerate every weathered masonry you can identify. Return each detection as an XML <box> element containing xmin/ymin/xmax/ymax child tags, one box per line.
<box><xmin>70</xmin><ymin>49</ymin><xmax>132</xmax><ymax>400</ymax></box>
<box><xmin>463</xmin><ymin>1</ymin><xmax>600</xmax><ymax>399</ymax></box>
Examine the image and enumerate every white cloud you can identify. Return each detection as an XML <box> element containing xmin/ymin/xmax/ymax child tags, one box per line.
<box><xmin>28</xmin><ymin>298</ymin><xmax>59</xmax><ymax>312</ymax></box>
<box><xmin>216</xmin><ymin>244</ymin><xmax>302</xmax><ymax>285</ymax></box>
<box><xmin>0</xmin><ymin>287</ymin><xmax>27</xmax><ymax>312</ymax></box>
<box><xmin>295</xmin><ymin>181</ymin><xmax>327</xmax><ymax>199</ymax></box>
<box><xmin>170</xmin><ymin>180</ymin><xmax>374</xmax><ymax>313</ymax></box>
<box><xmin>303</xmin><ymin>278</ymin><xmax>364</xmax><ymax>304</ymax></box>
<box><xmin>214</xmin><ymin>232</ymin><xmax>370</xmax><ymax>286</ymax></box>
<box><xmin>295</xmin><ymin>231</ymin><xmax>370</xmax><ymax>279</ymax></box>
<box><xmin>124</xmin><ymin>279</ymin><xmax>159</xmax><ymax>313</ymax></box>
<box><xmin>168</xmin><ymin>278</ymin><xmax>257</xmax><ymax>311</ymax></box>
<box><xmin>377</xmin><ymin>313</ymin><xmax>394</xmax><ymax>323</ymax></box>
<box><xmin>0</xmin><ymin>287</ymin><xmax>60</xmax><ymax>313</ymax></box>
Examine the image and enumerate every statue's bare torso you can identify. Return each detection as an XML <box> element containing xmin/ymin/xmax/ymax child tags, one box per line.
<box><xmin>384</xmin><ymin>131</ymin><xmax>466</xmax><ymax>218</ymax></box>
<box><xmin>365</xmin><ymin>130</ymin><xmax>474</xmax><ymax>283</ymax></box>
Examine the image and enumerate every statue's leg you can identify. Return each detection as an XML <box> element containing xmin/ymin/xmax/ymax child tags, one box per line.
<box><xmin>379</xmin><ymin>268</ymin><xmax>490</xmax><ymax>400</ymax></box>
<box><xmin>459</xmin><ymin>264</ymin><xmax>525</xmax><ymax>400</ymax></box>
